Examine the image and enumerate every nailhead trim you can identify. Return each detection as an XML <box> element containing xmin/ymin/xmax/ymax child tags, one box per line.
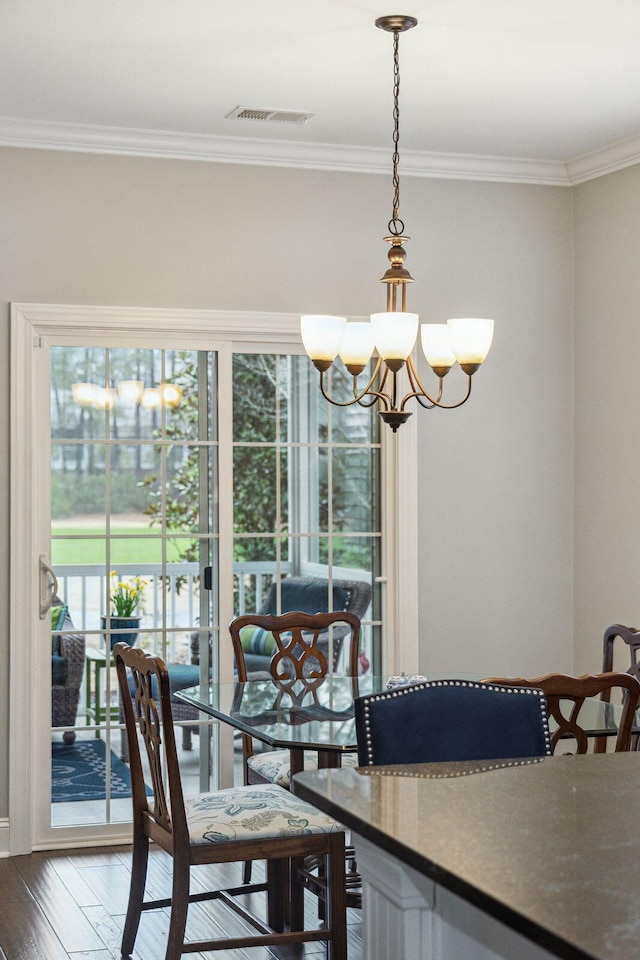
<box><xmin>361</xmin><ymin>756</ymin><xmax>545</xmax><ymax>779</ymax></box>
<box><xmin>361</xmin><ymin>679</ymin><xmax>553</xmax><ymax>765</ymax></box>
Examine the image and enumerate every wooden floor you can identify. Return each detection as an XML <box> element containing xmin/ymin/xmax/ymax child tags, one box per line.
<box><xmin>0</xmin><ymin>845</ymin><xmax>363</xmax><ymax>960</ymax></box>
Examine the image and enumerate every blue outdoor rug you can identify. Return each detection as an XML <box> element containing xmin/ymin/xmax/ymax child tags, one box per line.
<box><xmin>51</xmin><ymin>738</ymin><xmax>150</xmax><ymax>802</ymax></box>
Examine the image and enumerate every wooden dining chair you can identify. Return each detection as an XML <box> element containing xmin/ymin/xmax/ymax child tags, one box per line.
<box><xmin>601</xmin><ymin>626</ymin><xmax>640</xmax><ymax>748</ymax></box>
<box><xmin>230</xmin><ymin>610</ymin><xmax>361</xmax><ymax>900</ymax></box>
<box><xmin>114</xmin><ymin>643</ymin><xmax>347</xmax><ymax>960</ymax></box>
<box><xmin>484</xmin><ymin>672</ymin><xmax>640</xmax><ymax>754</ymax></box>
<box><xmin>354</xmin><ymin>679</ymin><xmax>553</xmax><ymax>766</ymax></box>
<box><xmin>602</xmin><ymin>624</ymin><xmax>640</xmax><ymax>682</ymax></box>
<box><xmin>230</xmin><ymin>610</ymin><xmax>361</xmax><ymax>789</ymax></box>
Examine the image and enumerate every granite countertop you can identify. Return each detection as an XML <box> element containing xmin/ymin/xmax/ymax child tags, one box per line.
<box><xmin>293</xmin><ymin>752</ymin><xmax>640</xmax><ymax>960</ymax></box>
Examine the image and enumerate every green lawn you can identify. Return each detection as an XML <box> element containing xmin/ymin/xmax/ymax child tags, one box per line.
<box><xmin>50</xmin><ymin>525</ymin><xmax>190</xmax><ymax>564</ymax></box>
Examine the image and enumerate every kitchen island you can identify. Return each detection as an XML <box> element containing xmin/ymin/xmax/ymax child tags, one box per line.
<box><xmin>293</xmin><ymin>752</ymin><xmax>640</xmax><ymax>960</ymax></box>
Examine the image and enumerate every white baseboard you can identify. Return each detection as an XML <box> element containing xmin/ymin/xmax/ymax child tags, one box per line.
<box><xmin>0</xmin><ymin>818</ymin><xmax>10</xmax><ymax>858</ymax></box>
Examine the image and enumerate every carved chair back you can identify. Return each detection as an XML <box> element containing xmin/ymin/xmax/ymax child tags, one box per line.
<box><xmin>230</xmin><ymin>610</ymin><xmax>360</xmax><ymax>685</ymax></box>
<box><xmin>602</xmin><ymin>624</ymin><xmax>640</xmax><ymax>687</ymax></box>
<box><xmin>485</xmin><ymin>672</ymin><xmax>640</xmax><ymax>754</ymax></box>
<box><xmin>229</xmin><ymin>610</ymin><xmax>360</xmax><ymax>777</ymax></box>
<box><xmin>114</xmin><ymin>643</ymin><xmax>187</xmax><ymax>844</ymax></box>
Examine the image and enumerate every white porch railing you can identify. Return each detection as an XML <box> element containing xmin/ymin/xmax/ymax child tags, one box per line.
<box><xmin>56</xmin><ymin>561</ymin><xmax>292</xmax><ymax>661</ymax></box>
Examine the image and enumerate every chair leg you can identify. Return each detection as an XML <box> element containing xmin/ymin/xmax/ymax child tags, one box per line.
<box><xmin>164</xmin><ymin>855</ymin><xmax>190</xmax><ymax>960</ymax></box>
<box><xmin>242</xmin><ymin>859</ymin><xmax>252</xmax><ymax>884</ymax></box>
<box><xmin>290</xmin><ymin>855</ymin><xmax>305</xmax><ymax>932</ymax></box>
<box><xmin>266</xmin><ymin>859</ymin><xmax>287</xmax><ymax>932</ymax></box>
<box><xmin>182</xmin><ymin>726</ymin><xmax>192</xmax><ymax>751</ymax></box>
<box><xmin>121</xmin><ymin>831</ymin><xmax>149</xmax><ymax>957</ymax></box>
<box><xmin>326</xmin><ymin>834</ymin><xmax>348</xmax><ymax>960</ymax></box>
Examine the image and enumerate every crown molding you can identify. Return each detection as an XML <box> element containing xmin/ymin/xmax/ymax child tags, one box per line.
<box><xmin>0</xmin><ymin>116</ymin><xmax>569</xmax><ymax>185</ymax></box>
<box><xmin>2</xmin><ymin>116</ymin><xmax>640</xmax><ymax>186</ymax></box>
<box><xmin>567</xmin><ymin>132</ymin><xmax>640</xmax><ymax>185</ymax></box>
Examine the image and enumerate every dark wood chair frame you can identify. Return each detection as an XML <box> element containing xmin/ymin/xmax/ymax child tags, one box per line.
<box><xmin>602</xmin><ymin>624</ymin><xmax>640</xmax><ymax>684</ymax></box>
<box><xmin>230</xmin><ymin>610</ymin><xmax>361</xmax><ymax>908</ymax></box>
<box><xmin>602</xmin><ymin>624</ymin><xmax>640</xmax><ymax>748</ymax></box>
<box><xmin>114</xmin><ymin>643</ymin><xmax>347</xmax><ymax>960</ymax></box>
<box><xmin>484</xmin><ymin>672</ymin><xmax>640</xmax><ymax>754</ymax></box>
<box><xmin>230</xmin><ymin>609</ymin><xmax>360</xmax><ymax>786</ymax></box>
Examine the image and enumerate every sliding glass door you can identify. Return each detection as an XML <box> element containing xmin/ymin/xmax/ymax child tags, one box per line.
<box><xmin>45</xmin><ymin>339</ymin><xmax>382</xmax><ymax>832</ymax></box>
<box><xmin>49</xmin><ymin>346</ymin><xmax>219</xmax><ymax>827</ymax></box>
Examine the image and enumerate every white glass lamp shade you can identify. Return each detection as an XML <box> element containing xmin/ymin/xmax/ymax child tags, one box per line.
<box><xmin>71</xmin><ymin>382</ymin><xmax>99</xmax><ymax>406</ymax></box>
<box><xmin>420</xmin><ymin>324</ymin><xmax>456</xmax><ymax>376</ymax></box>
<box><xmin>338</xmin><ymin>322</ymin><xmax>376</xmax><ymax>374</ymax></box>
<box><xmin>159</xmin><ymin>383</ymin><xmax>183</xmax><ymax>408</ymax></box>
<box><xmin>447</xmin><ymin>318</ymin><xmax>494</xmax><ymax>374</ymax></box>
<box><xmin>300</xmin><ymin>315</ymin><xmax>347</xmax><ymax>371</ymax></box>
<box><xmin>141</xmin><ymin>387</ymin><xmax>162</xmax><ymax>409</ymax></box>
<box><xmin>94</xmin><ymin>387</ymin><xmax>117</xmax><ymax>410</ymax></box>
<box><xmin>117</xmin><ymin>380</ymin><xmax>144</xmax><ymax>404</ymax></box>
<box><xmin>370</xmin><ymin>312</ymin><xmax>418</xmax><ymax>371</ymax></box>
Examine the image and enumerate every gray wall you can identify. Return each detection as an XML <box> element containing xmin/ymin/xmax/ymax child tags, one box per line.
<box><xmin>414</xmin><ymin>179</ymin><xmax>574</xmax><ymax>677</ymax></box>
<box><xmin>573</xmin><ymin>164</ymin><xmax>640</xmax><ymax>672</ymax></box>
<box><xmin>0</xmin><ymin>147</ymin><xmax>575</xmax><ymax>819</ymax></box>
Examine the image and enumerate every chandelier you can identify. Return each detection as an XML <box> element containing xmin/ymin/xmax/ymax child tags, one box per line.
<box><xmin>300</xmin><ymin>15</ymin><xmax>494</xmax><ymax>432</ymax></box>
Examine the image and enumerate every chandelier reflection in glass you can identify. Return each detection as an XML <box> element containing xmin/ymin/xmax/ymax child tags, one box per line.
<box><xmin>301</xmin><ymin>15</ymin><xmax>494</xmax><ymax>432</ymax></box>
<box><xmin>71</xmin><ymin>380</ymin><xmax>183</xmax><ymax>410</ymax></box>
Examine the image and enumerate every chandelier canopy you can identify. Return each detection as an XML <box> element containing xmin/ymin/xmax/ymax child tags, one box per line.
<box><xmin>301</xmin><ymin>15</ymin><xmax>494</xmax><ymax>432</ymax></box>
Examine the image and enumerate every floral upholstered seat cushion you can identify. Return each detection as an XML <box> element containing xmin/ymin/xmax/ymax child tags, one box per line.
<box><xmin>247</xmin><ymin>748</ymin><xmax>358</xmax><ymax>788</ymax></box>
<box><xmin>183</xmin><ymin>784</ymin><xmax>343</xmax><ymax>844</ymax></box>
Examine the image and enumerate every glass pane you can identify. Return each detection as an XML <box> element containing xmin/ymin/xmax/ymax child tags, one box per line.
<box><xmin>332</xmin><ymin>447</ymin><xmax>379</xmax><ymax>532</ymax></box>
<box><xmin>164</xmin><ymin>349</ymin><xmax>210</xmax><ymax>443</ymax></box>
<box><xmin>52</xmin><ymin>444</ymin><xmax>107</xmax><ymax>535</ymax></box>
<box><xmin>329</xmin><ymin>360</ymin><xmax>379</xmax><ymax>444</ymax></box>
<box><xmin>109</xmin><ymin>348</ymin><xmax>163</xmax><ymax>441</ymax></box>
<box><xmin>233</xmin><ymin>536</ymin><xmax>286</xmax><ymax>616</ymax></box>
<box><xmin>109</xmin><ymin>443</ymin><xmax>160</xmax><ymax>529</ymax></box>
<box><xmin>109</xmin><ymin>537</ymin><xmax>163</xmax><ymax>565</ymax></box>
<box><xmin>277</xmin><ymin>354</ymin><xmax>292</xmax><ymax>439</ymax></box>
<box><xmin>51</xmin><ymin>346</ymin><xmax>107</xmax><ymax>441</ymax></box>
<box><xmin>233</xmin><ymin>446</ymin><xmax>278</xmax><ymax>534</ymax></box>
<box><xmin>332</xmin><ymin>535</ymin><xmax>381</xmax><ymax>583</ymax></box>
<box><xmin>164</xmin><ymin>536</ymin><xmax>210</xmax><ymax>629</ymax></box>
<box><xmin>233</xmin><ymin>353</ymin><xmax>277</xmax><ymax>442</ymax></box>
<box><xmin>286</xmin><ymin>439</ymin><xmax>324</xmax><ymax>535</ymax></box>
<box><xmin>164</xmin><ymin>445</ymin><xmax>213</xmax><ymax>535</ymax></box>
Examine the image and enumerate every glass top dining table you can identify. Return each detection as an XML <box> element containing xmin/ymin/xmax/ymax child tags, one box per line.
<box><xmin>174</xmin><ymin>673</ymin><xmax>631</xmax><ymax>774</ymax></box>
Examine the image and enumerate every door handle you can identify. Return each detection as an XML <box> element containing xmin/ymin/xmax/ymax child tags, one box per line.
<box><xmin>39</xmin><ymin>554</ymin><xmax>59</xmax><ymax>619</ymax></box>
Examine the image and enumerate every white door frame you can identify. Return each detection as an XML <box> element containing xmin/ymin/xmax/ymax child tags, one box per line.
<box><xmin>9</xmin><ymin>301</ymin><xmax>419</xmax><ymax>854</ymax></box>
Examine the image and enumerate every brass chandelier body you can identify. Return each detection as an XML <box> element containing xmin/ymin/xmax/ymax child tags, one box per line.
<box><xmin>300</xmin><ymin>15</ymin><xmax>494</xmax><ymax>432</ymax></box>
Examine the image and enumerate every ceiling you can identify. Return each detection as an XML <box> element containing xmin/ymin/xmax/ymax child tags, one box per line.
<box><xmin>2</xmin><ymin>0</ymin><xmax>640</xmax><ymax>185</ymax></box>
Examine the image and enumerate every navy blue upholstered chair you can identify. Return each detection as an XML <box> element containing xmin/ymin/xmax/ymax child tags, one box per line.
<box><xmin>354</xmin><ymin>679</ymin><xmax>552</xmax><ymax>767</ymax></box>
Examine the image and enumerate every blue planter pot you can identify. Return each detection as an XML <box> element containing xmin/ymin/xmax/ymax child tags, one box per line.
<box><xmin>101</xmin><ymin>615</ymin><xmax>141</xmax><ymax>650</ymax></box>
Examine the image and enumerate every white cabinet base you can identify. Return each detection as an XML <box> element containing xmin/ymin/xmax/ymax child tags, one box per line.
<box><xmin>354</xmin><ymin>833</ymin><xmax>555</xmax><ymax>960</ymax></box>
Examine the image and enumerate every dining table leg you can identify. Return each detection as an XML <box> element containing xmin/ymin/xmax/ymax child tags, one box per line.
<box><xmin>290</xmin><ymin>747</ymin><xmax>305</xmax><ymax>778</ymax></box>
<box><xmin>317</xmin><ymin>750</ymin><xmax>341</xmax><ymax>769</ymax></box>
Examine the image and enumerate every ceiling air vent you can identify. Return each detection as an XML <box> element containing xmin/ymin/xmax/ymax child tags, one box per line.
<box><xmin>226</xmin><ymin>106</ymin><xmax>314</xmax><ymax>125</ymax></box>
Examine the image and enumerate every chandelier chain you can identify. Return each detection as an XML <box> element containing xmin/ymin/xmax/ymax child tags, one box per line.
<box><xmin>388</xmin><ymin>29</ymin><xmax>404</xmax><ymax>236</ymax></box>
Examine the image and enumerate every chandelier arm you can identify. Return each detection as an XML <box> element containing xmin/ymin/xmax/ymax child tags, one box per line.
<box><xmin>355</xmin><ymin>361</ymin><xmax>394</xmax><ymax>409</ymax></box>
<box><xmin>428</xmin><ymin>376</ymin><xmax>473</xmax><ymax>409</ymax></box>
<box><xmin>358</xmin><ymin>363</ymin><xmax>393</xmax><ymax>408</ymax></box>
<box><xmin>400</xmin><ymin>356</ymin><xmax>473</xmax><ymax>409</ymax></box>
<box><xmin>318</xmin><ymin>360</ymin><xmax>391</xmax><ymax>409</ymax></box>
<box><xmin>359</xmin><ymin>388</ymin><xmax>392</xmax><ymax>411</ymax></box>
<box><xmin>400</xmin><ymin>355</ymin><xmax>440</xmax><ymax>408</ymax></box>
<box><xmin>405</xmin><ymin>373</ymin><xmax>473</xmax><ymax>410</ymax></box>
